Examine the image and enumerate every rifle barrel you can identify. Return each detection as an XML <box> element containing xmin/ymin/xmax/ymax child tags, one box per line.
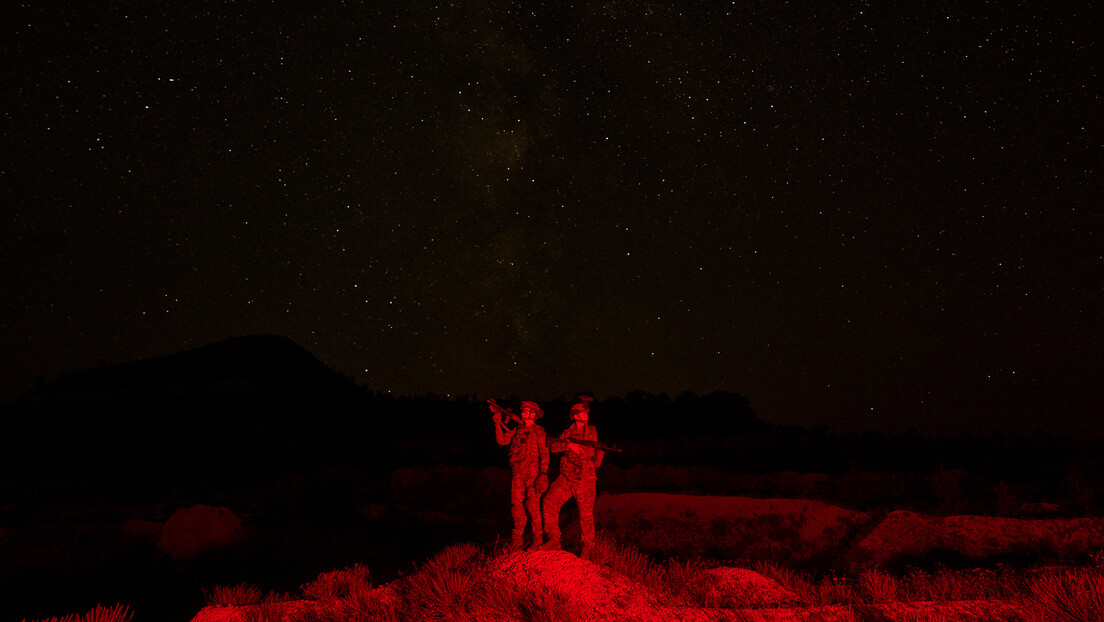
<box><xmin>567</xmin><ymin>438</ymin><xmax>622</xmax><ymax>453</ymax></box>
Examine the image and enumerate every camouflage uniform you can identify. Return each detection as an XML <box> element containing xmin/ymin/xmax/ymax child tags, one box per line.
<box><xmin>496</xmin><ymin>410</ymin><xmax>549</xmax><ymax>550</ymax></box>
<box><xmin>542</xmin><ymin>422</ymin><xmax>604</xmax><ymax>553</ymax></box>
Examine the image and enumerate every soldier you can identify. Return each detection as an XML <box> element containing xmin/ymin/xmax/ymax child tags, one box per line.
<box><xmin>539</xmin><ymin>399</ymin><xmax>604</xmax><ymax>557</ymax></box>
<box><xmin>492</xmin><ymin>400</ymin><xmax>550</xmax><ymax>552</ymax></box>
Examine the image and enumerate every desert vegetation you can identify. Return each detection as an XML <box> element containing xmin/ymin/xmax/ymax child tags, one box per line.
<box><xmin>22</xmin><ymin>604</ymin><xmax>133</xmax><ymax>622</ymax></box>
<box><xmin>182</xmin><ymin>539</ymin><xmax>1104</xmax><ymax>622</ymax></box>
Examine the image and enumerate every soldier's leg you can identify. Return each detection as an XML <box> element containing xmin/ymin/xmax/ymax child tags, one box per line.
<box><xmin>509</xmin><ymin>474</ymin><xmax>527</xmax><ymax>550</ymax></box>
<box><xmin>540</xmin><ymin>476</ymin><xmax>571</xmax><ymax>549</ymax></box>
<box><xmin>524</xmin><ymin>484</ymin><xmax>542</xmax><ymax>543</ymax></box>
<box><xmin>575</xmin><ymin>477</ymin><xmax>597</xmax><ymax>557</ymax></box>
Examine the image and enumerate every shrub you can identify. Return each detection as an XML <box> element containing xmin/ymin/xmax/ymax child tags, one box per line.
<box><xmin>426</xmin><ymin>541</ymin><xmax>484</xmax><ymax>573</ymax></box>
<box><xmin>302</xmin><ymin>563</ymin><xmax>372</xmax><ymax>600</ymax></box>
<box><xmin>588</xmin><ymin>537</ymin><xmax>656</xmax><ymax>585</ymax></box>
<box><xmin>23</xmin><ymin>604</ymin><xmax>132</xmax><ymax>622</ymax></box>
<box><xmin>858</xmin><ymin>568</ymin><xmax>899</xmax><ymax>603</ymax></box>
<box><xmin>401</xmin><ymin>563</ymin><xmax>481</xmax><ymax>620</ymax></box>
<box><xmin>341</xmin><ymin>586</ymin><xmax>400</xmax><ymax>622</ymax></box>
<box><xmin>399</xmin><ymin>543</ymin><xmax>488</xmax><ymax>621</ymax></box>
<box><xmin>902</xmin><ymin>566</ymin><xmax>1008</xmax><ymax>602</ymax></box>
<box><xmin>512</xmin><ymin>585</ymin><xmax>585</xmax><ymax>622</ymax></box>
<box><xmin>814</xmin><ymin>574</ymin><xmax>857</xmax><ymax>606</ymax></box>
<box><xmin>205</xmin><ymin>583</ymin><xmax>262</xmax><ymax>606</ymax></box>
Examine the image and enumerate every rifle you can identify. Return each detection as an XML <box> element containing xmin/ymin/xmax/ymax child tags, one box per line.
<box><xmin>487</xmin><ymin>399</ymin><xmax>523</xmax><ymax>427</ymax></box>
<box><xmin>565</xmin><ymin>437</ymin><xmax>622</xmax><ymax>453</ymax></box>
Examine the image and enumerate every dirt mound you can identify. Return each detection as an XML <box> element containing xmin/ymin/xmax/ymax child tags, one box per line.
<box><xmin>697</xmin><ymin>567</ymin><xmax>797</xmax><ymax>607</ymax></box>
<box><xmin>488</xmin><ymin>551</ymin><xmax>810</xmax><ymax>621</ymax></box>
<box><xmin>489</xmin><ymin>550</ymin><xmax>660</xmax><ymax>620</ymax></box>
<box><xmin>854</xmin><ymin>510</ymin><xmax>1104</xmax><ymax>566</ymax></box>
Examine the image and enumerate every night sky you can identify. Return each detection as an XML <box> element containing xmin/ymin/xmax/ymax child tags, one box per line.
<box><xmin>3</xmin><ymin>2</ymin><xmax>1101</xmax><ymax>436</ymax></box>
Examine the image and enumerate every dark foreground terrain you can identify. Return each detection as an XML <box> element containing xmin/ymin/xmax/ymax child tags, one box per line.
<box><xmin>3</xmin><ymin>336</ymin><xmax>1101</xmax><ymax>621</ymax></box>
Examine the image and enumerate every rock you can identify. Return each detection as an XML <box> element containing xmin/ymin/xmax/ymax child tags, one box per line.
<box><xmin>158</xmin><ymin>504</ymin><xmax>245</xmax><ymax>560</ymax></box>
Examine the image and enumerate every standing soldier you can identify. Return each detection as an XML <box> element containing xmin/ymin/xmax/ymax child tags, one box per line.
<box><xmin>539</xmin><ymin>399</ymin><xmax>604</xmax><ymax>557</ymax></box>
<box><xmin>491</xmin><ymin>400</ymin><xmax>550</xmax><ymax>552</ymax></box>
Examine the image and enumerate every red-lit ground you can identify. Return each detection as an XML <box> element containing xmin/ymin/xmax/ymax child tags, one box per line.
<box><xmin>189</xmin><ymin>549</ymin><xmax>1029</xmax><ymax>622</ymax></box>
<box><xmin>184</xmin><ymin>491</ymin><xmax>1104</xmax><ymax>622</ymax></box>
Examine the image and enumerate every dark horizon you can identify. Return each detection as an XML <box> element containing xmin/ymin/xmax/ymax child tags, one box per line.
<box><xmin>3</xmin><ymin>2</ymin><xmax>1102</xmax><ymax>438</ymax></box>
<box><xmin>7</xmin><ymin>332</ymin><xmax>1100</xmax><ymax>440</ymax></box>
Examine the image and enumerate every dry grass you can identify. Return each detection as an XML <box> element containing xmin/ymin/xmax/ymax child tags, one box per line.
<box><xmin>858</xmin><ymin>568</ymin><xmax>900</xmax><ymax>602</ymax></box>
<box><xmin>902</xmin><ymin>566</ymin><xmax>1011</xmax><ymax>602</ymax></box>
<box><xmin>301</xmin><ymin>563</ymin><xmax>373</xmax><ymax>600</ymax></box>
<box><xmin>22</xmin><ymin>604</ymin><xmax>132</xmax><ymax>622</ymax></box>
<box><xmin>204</xmin><ymin>583</ymin><xmax>263</xmax><ymax>606</ymax></box>
<box><xmin>509</xmin><ymin>585</ymin><xmax>585</xmax><ymax>622</ymax></box>
<box><xmin>661</xmin><ymin>557</ymin><xmax>721</xmax><ymax>607</ymax></box>
<box><xmin>588</xmin><ymin>537</ymin><xmax>654</xmax><ymax>581</ymax></box>
<box><xmin>197</xmin><ymin>540</ymin><xmax>1104</xmax><ymax>622</ymax></box>
<box><xmin>1021</xmin><ymin>566</ymin><xmax>1104</xmax><ymax>622</ymax></box>
<box><xmin>754</xmin><ymin>560</ymin><xmax>821</xmax><ymax>605</ymax></box>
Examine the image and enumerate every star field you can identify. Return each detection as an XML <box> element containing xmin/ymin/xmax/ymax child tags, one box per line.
<box><xmin>2</xmin><ymin>1</ymin><xmax>1101</xmax><ymax>435</ymax></box>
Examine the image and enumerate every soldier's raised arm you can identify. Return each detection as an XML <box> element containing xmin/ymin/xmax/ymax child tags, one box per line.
<box><xmin>490</xmin><ymin>402</ymin><xmax>514</xmax><ymax>446</ymax></box>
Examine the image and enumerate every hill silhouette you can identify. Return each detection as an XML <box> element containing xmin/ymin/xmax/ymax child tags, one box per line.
<box><xmin>5</xmin><ymin>335</ymin><xmax>367</xmax><ymax>496</ymax></box>
<box><xmin>21</xmin><ymin>334</ymin><xmax>355</xmax><ymax>408</ymax></box>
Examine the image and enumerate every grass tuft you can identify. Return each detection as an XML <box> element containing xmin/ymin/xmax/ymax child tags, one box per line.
<box><xmin>661</xmin><ymin>557</ymin><xmax>723</xmax><ymax>607</ymax></box>
<box><xmin>23</xmin><ymin>604</ymin><xmax>132</xmax><ymax>622</ymax></box>
<box><xmin>814</xmin><ymin>574</ymin><xmax>857</xmax><ymax>606</ymax></box>
<box><xmin>337</xmin><ymin>584</ymin><xmax>400</xmax><ymax>622</ymax></box>
<box><xmin>858</xmin><ymin>568</ymin><xmax>900</xmax><ymax>603</ymax></box>
<box><xmin>399</xmin><ymin>543</ymin><xmax>488</xmax><ymax>621</ymax></box>
<box><xmin>589</xmin><ymin>537</ymin><xmax>656</xmax><ymax>583</ymax></box>
<box><xmin>426</xmin><ymin>541</ymin><xmax>485</xmax><ymax>573</ymax></box>
<box><xmin>902</xmin><ymin>566</ymin><xmax>1008</xmax><ymax>602</ymax></box>
<box><xmin>1022</xmin><ymin>566</ymin><xmax>1104</xmax><ymax>622</ymax></box>
<box><xmin>302</xmin><ymin>563</ymin><xmax>372</xmax><ymax>600</ymax></box>
<box><xmin>205</xmin><ymin>583</ymin><xmax>262</xmax><ymax>606</ymax></box>
<box><xmin>511</xmin><ymin>585</ymin><xmax>584</xmax><ymax>622</ymax></box>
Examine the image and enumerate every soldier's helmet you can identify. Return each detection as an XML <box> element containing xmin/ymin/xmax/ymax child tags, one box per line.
<box><xmin>521</xmin><ymin>400</ymin><xmax>544</xmax><ymax>419</ymax></box>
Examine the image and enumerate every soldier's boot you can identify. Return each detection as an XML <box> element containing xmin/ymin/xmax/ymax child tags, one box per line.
<box><xmin>538</xmin><ymin>537</ymin><xmax>561</xmax><ymax>551</ymax></box>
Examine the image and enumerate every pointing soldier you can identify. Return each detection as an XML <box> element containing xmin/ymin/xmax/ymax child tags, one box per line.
<box><xmin>491</xmin><ymin>400</ymin><xmax>550</xmax><ymax>552</ymax></box>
